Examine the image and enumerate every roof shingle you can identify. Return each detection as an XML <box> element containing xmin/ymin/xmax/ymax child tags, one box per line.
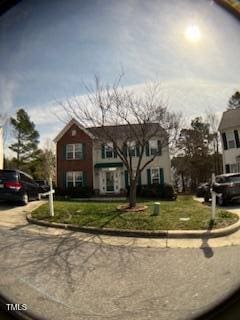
<box><xmin>218</xmin><ymin>109</ymin><xmax>240</xmax><ymax>131</ymax></box>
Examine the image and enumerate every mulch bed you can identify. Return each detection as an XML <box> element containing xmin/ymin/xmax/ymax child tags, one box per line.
<box><xmin>117</xmin><ymin>204</ymin><xmax>148</xmax><ymax>212</ymax></box>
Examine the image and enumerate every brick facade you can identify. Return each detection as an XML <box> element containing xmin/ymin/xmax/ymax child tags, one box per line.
<box><xmin>56</xmin><ymin>123</ymin><xmax>93</xmax><ymax>188</ymax></box>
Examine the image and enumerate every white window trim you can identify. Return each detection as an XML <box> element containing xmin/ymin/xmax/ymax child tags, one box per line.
<box><xmin>151</xmin><ymin>168</ymin><xmax>160</xmax><ymax>184</ymax></box>
<box><xmin>66</xmin><ymin>171</ymin><xmax>83</xmax><ymax>187</ymax></box>
<box><xmin>127</xmin><ymin>141</ymin><xmax>137</xmax><ymax>157</ymax></box>
<box><xmin>66</xmin><ymin>143</ymin><xmax>83</xmax><ymax>160</ymax></box>
<box><xmin>230</xmin><ymin>163</ymin><xmax>238</xmax><ymax>173</ymax></box>
<box><xmin>149</xmin><ymin>140</ymin><xmax>158</xmax><ymax>156</ymax></box>
<box><xmin>105</xmin><ymin>142</ymin><xmax>113</xmax><ymax>158</ymax></box>
<box><xmin>226</xmin><ymin>132</ymin><xmax>236</xmax><ymax>149</ymax></box>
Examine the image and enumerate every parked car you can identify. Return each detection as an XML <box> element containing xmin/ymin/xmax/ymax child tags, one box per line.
<box><xmin>0</xmin><ymin>169</ymin><xmax>40</xmax><ymax>205</ymax></box>
<box><xmin>204</xmin><ymin>173</ymin><xmax>240</xmax><ymax>206</ymax></box>
<box><xmin>35</xmin><ymin>180</ymin><xmax>50</xmax><ymax>194</ymax></box>
<box><xmin>196</xmin><ymin>182</ymin><xmax>210</xmax><ymax>197</ymax></box>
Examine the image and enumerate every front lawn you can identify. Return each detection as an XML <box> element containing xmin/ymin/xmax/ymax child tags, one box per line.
<box><xmin>32</xmin><ymin>196</ymin><xmax>238</xmax><ymax>230</ymax></box>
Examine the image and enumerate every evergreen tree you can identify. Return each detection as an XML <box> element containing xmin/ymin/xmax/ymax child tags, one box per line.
<box><xmin>175</xmin><ymin>117</ymin><xmax>213</xmax><ymax>191</ymax></box>
<box><xmin>228</xmin><ymin>91</ymin><xmax>240</xmax><ymax>110</ymax></box>
<box><xmin>9</xmin><ymin>109</ymin><xmax>40</xmax><ymax>168</ymax></box>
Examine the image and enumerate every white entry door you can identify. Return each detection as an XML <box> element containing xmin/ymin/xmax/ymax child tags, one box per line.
<box><xmin>106</xmin><ymin>171</ymin><xmax>114</xmax><ymax>192</ymax></box>
<box><xmin>100</xmin><ymin>169</ymin><xmax>121</xmax><ymax>194</ymax></box>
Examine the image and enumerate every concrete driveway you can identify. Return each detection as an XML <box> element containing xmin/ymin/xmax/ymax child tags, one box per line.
<box><xmin>195</xmin><ymin>197</ymin><xmax>240</xmax><ymax>215</ymax></box>
<box><xmin>0</xmin><ymin>200</ymin><xmax>44</xmax><ymax>229</ymax></box>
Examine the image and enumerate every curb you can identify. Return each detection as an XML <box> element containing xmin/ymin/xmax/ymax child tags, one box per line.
<box><xmin>26</xmin><ymin>213</ymin><xmax>240</xmax><ymax>239</ymax></box>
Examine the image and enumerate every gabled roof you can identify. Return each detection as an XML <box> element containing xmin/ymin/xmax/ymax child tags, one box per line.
<box><xmin>218</xmin><ymin>109</ymin><xmax>240</xmax><ymax>131</ymax></box>
<box><xmin>54</xmin><ymin>118</ymin><xmax>166</xmax><ymax>143</ymax></box>
<box><xmin>53</xmin><ymin>118</ymin><xmax>95</xmax><ymax>143</ymax></box>
<box><xmin>88</xmin><ymin>123</ymin><xmax>165</xmax><ymax>141</ymax></box>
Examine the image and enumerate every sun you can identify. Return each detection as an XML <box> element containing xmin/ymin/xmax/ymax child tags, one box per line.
<box><xmin>184</xmin><ymin>25</ymin><xmax>202</xmax><ymax>42</ymax></box>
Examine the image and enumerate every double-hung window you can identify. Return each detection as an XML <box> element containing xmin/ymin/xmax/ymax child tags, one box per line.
<box><xmin>66</xmin><ymin>171</ymin><xmax>83</xmax><ymax>187</ymax></box>
<box><xmin>105</xmin><ymin>143</ymin><xmax>113</xmax><ymax>158</ymax></box>
<box><xmin>66</xmin><ymin>143</ymin><xmax>83</xmax><ymax>159</ymax></box>
<box><xmin>128</xmin><ymin>141</ymin><xmax>136</xmax><ymax>157</ymax></box>
<box><xmin>149</xmin><ymin>140</ymin><xmax>158</xmax><ymax>155</ymax></box>
<box><xmin>226</xmin><ymin>132</ymin><xmax>236</xmax><ymax>149</ymax></box>
<box><xmin>151</xmin><ymin>168</ymin><xmax>160</xmax><ymax>184</ymax></box>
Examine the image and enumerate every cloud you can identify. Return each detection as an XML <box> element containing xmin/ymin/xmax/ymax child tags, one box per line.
<box><xmin>27</xmin><ymin>78</ymin><xmax>238</xmax><ymax>132</ymax></box>
<box><xmin>0</xmin><ymin>77</ymin><xmax>19</xmax><ymax>113</ymax></box>
<box><xmin>28</xmin><ymin>101</ymin><xmax>67</xmax><ymax>125</ymax></box>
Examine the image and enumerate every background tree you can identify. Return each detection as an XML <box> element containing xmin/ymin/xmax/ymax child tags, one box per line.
<box><xmin>174</xmin><ymin>117</ymin><xmax>213</xmax><ymax>191</ymax></box>
<box><xmin>59</xmin><ymin>76</ymin><xmax>181</xmax><ymax>208</ymax></box>
<box><xmin>228</xmin><ymin>91</ymin><xmax>240</xmax><ymax>109</ymax></box>
<box><xmin>32</xmin><ymin>140</ymin><xmax>56</xmax><ymax>182</ymax></box>
<box><xmin>205</xmin><ymin>111</ymin><xmax>221</xmax><ymax>175</ymax></box>
<box><xmin>9</xmin><ymin>109</ymin><xmax>40</xmax><ymax>169</ymax></box>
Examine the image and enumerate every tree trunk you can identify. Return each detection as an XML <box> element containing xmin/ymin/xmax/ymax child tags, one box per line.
<box><xmin>129</xmin><ymin>180</ymin><xmax>137</xmax><ymax>208</ymax></box>
<box><xmin>181</xmin><ymin>172</ymin><xmax>185</xmax><ymax>192</ymax></box>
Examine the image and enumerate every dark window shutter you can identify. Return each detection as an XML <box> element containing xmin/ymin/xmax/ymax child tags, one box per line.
<box><xmin>82</xmin><ymin>143</ymin><xmax>86</xmax><ymax>159</ymax></box>
<box><xmin>123</xmin><ymin>144</ymin><xmax>127</xmax><ymax>156</ymax></box>
<box><xmin>147</xmin><ymin>168</ymin><xmax>151</xmax><ymax>185</ymax></box>
<box><xmin>225</xmin><ymin>164</ymin><xmax>230</xmax><ymax>173</ymax></box>
<box><xmin>159</xmin><ymin>168</ymin><xmax>164</xmax><ymax>185</ymax></box>
<box><xmin>222</xmin><ymin>133</ymin><xmax>228</xmax><ymax>150</ymax></box>
<box><xmin>63</xmin><ymin>172</ymin><xmax>66</xmax><ymax>188</ymax></box>
<box><xmin>113</xmin><ymin>148</ymin><xmax>117</xmax><ymax>158</ymax></box>
<box><xmin>136</xmin><ymin>145</ymin><xmax>140</xmax><ymax>157</ymax></box>
<box><xmin>138</xmin><ymin>172</ymin><xmax>142</xmax><ymax>185</ymax></box>
<box><xmin>101</xmin><ymin>144</ymin><xmax>105</xmax><ymax>159</ymax></box>
<box><xmin>124</xmin><ymin>170</ymin><xmax>129</xmax><ymax>188</ymax></box>
<box><xmin>146</xmin><ymin>142</ymin><xmax>150</xmax><ymax>156</ymax></box>
<box><xmin>157</xmin><ymin>140</ymin><xmax>162</xmax><ymax>155</ymax></box>
<box><xmin>62</xmin><ymin>144</ymin><xmax>66</xmax><ymax>160</ymax></box>
<box><xmin>83</xmin><ymin>172</ymin><xmax>87</xmax><ymax>186</ymax></box>
<box><xmin>234</xmin><ymin>130</ymin><xmax>240</xmax><ymax>148</ymax></box>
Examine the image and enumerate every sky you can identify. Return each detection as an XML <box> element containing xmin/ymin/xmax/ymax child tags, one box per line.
<box><xmin>0</xmin><ymin>0</ymin><xmax>239</xmax><ymax>155</ymax></box>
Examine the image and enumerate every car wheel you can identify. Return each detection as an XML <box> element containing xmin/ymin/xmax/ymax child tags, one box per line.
<box><xmin>217</xmin><ymin>195</ymin><xmax>226</xmax><ymax>206</ymax></box>
<box><xmin>21</xmin><ymin>193</ymin><xmax>29</xmax><ymax>205</ymax></box>
<box><xmin>204</xmin><ymin>195</ymin><xmax>209</xmax><ymax>202</ymax></box>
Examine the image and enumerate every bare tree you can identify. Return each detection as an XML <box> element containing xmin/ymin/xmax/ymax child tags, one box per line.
<box><xmin>59</xmin><ymin>76</ymin><xmax>181</xmax><ymax>208</ymax></box>
<box><xmin>0</xmin><ymin>113</ymin><xmax>9</xmax><ymax>145</ymax></box>
<box><xmin>41</xmin><ymin>139</ymin><xmax>56</xmax><ymax>183</ymax></box>
<box><xmin>0</xmin><ymin>114</ymin><xmax>8</xmax><ymax>169</ymax></box>
<box><xmin>205</xmin><ymin>111</ymin><xmax>221</xmax><ymax>174</ymax></box>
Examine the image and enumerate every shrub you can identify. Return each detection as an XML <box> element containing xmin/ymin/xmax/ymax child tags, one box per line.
<box><xmin>55</xmin><ymin>186</ymin><xmax>93</xmax><ymax>198</ymax></box>
<box><xmin>139</xmin><ymin>183</ymin><xmax>177</xmax><ymax>200</ymax></box>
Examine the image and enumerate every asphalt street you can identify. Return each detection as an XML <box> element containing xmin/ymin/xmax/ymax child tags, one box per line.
<box><xmin>0</xmin><ymin>201</ymin><xmax>240</xmax><ymax>320</ymax></box>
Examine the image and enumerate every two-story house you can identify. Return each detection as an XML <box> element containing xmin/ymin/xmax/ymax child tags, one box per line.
<box><xmin>54</xmin><ymin>118</ymin><xmax>172</xmax><ymax>195</ymax></box>
<box><xmin>219</xmin><ymin>108</ymin><xmax>240</xmax><ymax>173</ymax></box>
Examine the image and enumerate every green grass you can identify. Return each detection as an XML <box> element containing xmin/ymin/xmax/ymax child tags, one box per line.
<box><xmin>32</xmin><ymin>195</ymin><xmax>239</xmax><ymax>230</ymax></box>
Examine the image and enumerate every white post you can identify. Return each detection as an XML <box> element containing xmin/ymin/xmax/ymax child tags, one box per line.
<box><xmin>49</xmin><ymin>177</ymin><xmax>54</xmax><ymax>217</ymax></box>
<box><xmin>153</xmin><ymin>202</ymin><xmax>160</xmax><ymax>216</ymax></box>
<box><xmin>211</xmin><ymin>173</ymin><xmax>216</xmax><ymax>221</ymax></box>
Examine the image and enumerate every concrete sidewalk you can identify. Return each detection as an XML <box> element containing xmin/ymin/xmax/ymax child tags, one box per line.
<box><xmin>1</xmin><ymin>200</ymin><xmax>240</xmax><ymax>249</ymax></box>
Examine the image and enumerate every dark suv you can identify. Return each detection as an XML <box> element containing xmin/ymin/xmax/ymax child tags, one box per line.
<box><xmin>204</xmin><ymin>173</ymin><xmax>240</xmax><ymax>206</ymax></box>
<box><xmin>35</xmin><ymin>180</ymin><xmax>50</xmax><ymax>193</ymax></box>
<box><xmin>0</xmin><ymin>169</ymin><xmax>40</xmax><ymax>205</ymax></box>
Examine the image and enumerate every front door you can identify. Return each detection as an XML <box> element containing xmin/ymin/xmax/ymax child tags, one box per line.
<box><xmin>106</xmin><ymin>171</ymin><xmax>114</xmax><ymax>192</ymax></box>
